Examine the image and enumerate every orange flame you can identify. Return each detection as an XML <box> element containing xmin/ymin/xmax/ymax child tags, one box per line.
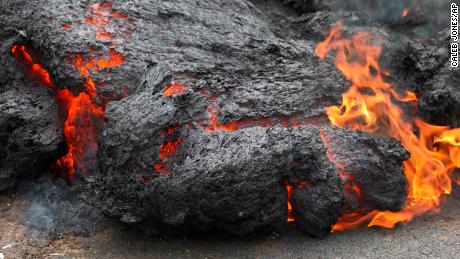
<box><xmin>315</xmin><ymin>22</ymin><xmax>459</xmax><ymax>231</ymax></box>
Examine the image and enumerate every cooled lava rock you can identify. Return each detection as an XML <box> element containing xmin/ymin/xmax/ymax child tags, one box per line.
<box><xmin>387</xmin><ymin>29</ymin><xmax>460</xmax><ymax>127</ymax></box>
<box><xmin>0</xmin><ymin>86</ymin><xmax>63</xmax><ymax>192</ymax></box>
<box><xmin>0</xmin><ymin>23</ymin><xmax>63</xmax><ymax>192</ymax></box>
<box><xmin>0</xmin><ymin>0</ymin><xmax>412</xmax><ymax>236</ymax></box>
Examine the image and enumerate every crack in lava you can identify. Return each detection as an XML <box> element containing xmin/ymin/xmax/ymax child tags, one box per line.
<box><xmin>11</xmin><ymin>45</ymin><xmax>123</xmax><ymax>180</ymax></box>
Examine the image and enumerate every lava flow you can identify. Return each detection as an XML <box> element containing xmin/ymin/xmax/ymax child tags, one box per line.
<box><xmin>11</xmin><ymin>44</ymin><xmax>113</xmax><ymax>179</ymax></box>
<box><xmin>10</xmin><ymin>2</ymin><xmax>127</xmax><ymax>180</ymax></box>
<box><xmin>315</xmin><ymin>21</ymin><xmax>460</xmax><ymax>231</ymax></box>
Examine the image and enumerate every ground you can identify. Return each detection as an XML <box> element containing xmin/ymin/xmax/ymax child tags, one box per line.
<box><xmin>0</xmin><ymin>187</ymin><xmax>459</xmax><ymax>258</ymax></box>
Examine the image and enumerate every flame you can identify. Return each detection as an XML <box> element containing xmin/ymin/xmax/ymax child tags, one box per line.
<box><xmin>315</xmin><ymin>22</ymin><xmax>460</xmax><ymax>231</ymax></box>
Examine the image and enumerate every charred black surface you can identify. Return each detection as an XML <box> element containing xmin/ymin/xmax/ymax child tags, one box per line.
<box><xmin>94</xmin><ymin>112</ymin><xmax>407</xmax><ymax>236</ymax></box>
<box><xmin>0</xmin><ymin>86</ymin><xmax>63</xmax><ymax>192</ymax></box>
<box><xmin>0</xmin><ymin>2</ymin><xmax>63</xmax><ymax>192</ymax></box>
<box><xmin>0</xmin><ymin>16</ymin><xmax>63</xmax><ymax>192</ymax></box>
<box><xmin>386</xmin><ymin>29</ymin><xmax>459</xmax><ymax>127</ymax></box>
<box><xmin>321</xmin><ymin>128</ymin><xmax>409</xmax><ymax>211</ymax></box>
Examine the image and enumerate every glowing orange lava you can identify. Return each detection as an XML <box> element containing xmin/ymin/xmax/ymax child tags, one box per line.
<box><xmin>285</xmin><ymin>181</ymin><xmax>295</xmax><ymax>222</ymax></box>
<box><xmin>11</xmin><ymin>43</ymin><xmax>123</xmax><ymax>180</ymax></box>
<box><xmin>315</xmin><ymin>21</ymin><xmax>460</xmax><ymax>231</ymax></box>
<box><xmin>11</xmin><ymin>45</ymin><xmax>54</xmax><ymax>88</ymax></box>
<box><xmin>163</xmin><ymin>83</ymin><xmax>187</xmax><ymax>96</ymax></box>
<box><xmin>402</xmin><ymin>8</ymin><xmax>409</xmax><ymax>17</ymax></box>
<box><xmin>159</xmin><ymin>140</ymin><xmax>181</xmax><ymax>160</ymax></box>
<box><xmin>11</xmin><ymin>2</ymin><xmax>129</xmax><ymax>180</ymax></box>
<box><xmin>55</xmin><ymin>89</ymin><xmax>104</xmax><ymax>178</ymax></box>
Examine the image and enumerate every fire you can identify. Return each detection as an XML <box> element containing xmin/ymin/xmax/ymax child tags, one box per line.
<box><xmin>315</xmin><ymin>21</ymin><xmax>460</xmax><ymax>231</ymax></box>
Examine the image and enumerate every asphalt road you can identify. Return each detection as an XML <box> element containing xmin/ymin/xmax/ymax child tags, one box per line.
<box><xmin>1</xmin><ymin>189</ymin><xmax>459</xmax><ymax>258</ymax></box>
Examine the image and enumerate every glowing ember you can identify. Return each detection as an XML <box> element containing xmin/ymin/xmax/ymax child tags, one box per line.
<box><xmin>96</xmin><ymin>30</ymin><xmax>114</xmax><ymax>39</ymax></box>
<box><xmin>315</xmin><ymin>21</ymin><xmax>460</xmax><ymax>231</ymax></box>
<box><xmin>154</xmin><ymin>163</ymin><xmax>168</xmax><ymax>174</ymax></box>
<box><xmin>203</xmin><ymin>105</ymin><xmax>322</xmax><ymax>133</ymax></box>
<box><xmin>159</xmin><ymin>140</ymin><xmax>181</xmax><ymax>160</ymax></box>
<box><xmin>84</xmin><ymin>1</ymin><xmax>130</xmax><ymax>42</ymax></box>
<box><xmin>85</xmin><ymin>2</ymin><xmax>113</xmax><ymax>27</ymax></box>
<box><xmin>285</xmin><ymin>181</ymin><xmax>295</xmax><ymax>222</ymax></box>
<box><xmin>61</xmin><ymin>23</ymin><xmax>72</xmax><ymax>30</ymax></box>
<box><xmin>11</xmin><ymin>45</ymin><xmax>54</xmax><ymax>88</ymax></box>
<box><xmin>163</xmin><ymin>83</ymin><xmax>187</xmax><ymax>96</ymax></box>
<box><xmin>205</xmin><ymin>106</ymin><xmax>239</xmax><ymax>132</ymax></box>
<box><xmin>402</xmin><ymin>8</ymin><xmax>409</xmax><ymax>17</ymax></box>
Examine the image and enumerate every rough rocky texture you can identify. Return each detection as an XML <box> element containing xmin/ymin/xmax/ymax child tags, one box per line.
<box><xmin>95</xmin><ymin>115</ymin><xmax>408</xmax><ymax>236</ymax></box>
<box><xmin>0</xmin><ymin>3</ymin><xmax>63</xmax><ymax>192</ymax></box>
<box><xmin>0</xmin><ymin>0</ymin><xmax>413</xmax><ymax>236</ymax></box>
<box><xmin>0</xmin><ymin>85</ymin><xmax>63</xmax><ymax>192</ymax></box>
<box><xmin>385</xmin><ymin>29</ymin><xmax>459</xmax><ymax>127</ymax></box>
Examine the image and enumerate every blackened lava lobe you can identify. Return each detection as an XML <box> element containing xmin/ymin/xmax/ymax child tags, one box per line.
<box><xmin>387</xmin><ymin>29</ymin><xmax>460</xmax><ymax>127</ymax></box>
<box><xmin>0</xmin><ymin>69</ymin><xmax>63</xmax><ymax>192</ymax></box>
<box><xmin>0</xmin><ymin>0</ymin><xmax>411</xmax><ymax>237</ymax></box>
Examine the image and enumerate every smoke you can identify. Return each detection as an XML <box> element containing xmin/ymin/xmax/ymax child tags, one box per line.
<box><xmin>19</xmin><ymin>175</ymin><xmax>105</xmax><ymax>239</ymax></box>
<box><xmin>327</xmin><ymin>0</ymin><xmax>450</xmax><ymax>37</ymax></box>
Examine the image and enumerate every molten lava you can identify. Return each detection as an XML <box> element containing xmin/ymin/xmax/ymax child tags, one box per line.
<box><xmin>11</xmin><ymin>45</ymin><xmax>54</xmax><ymax>88</ymax></box>
<box><xmin>159</xmin><ymin>140</ymin><xmax>181</xmax><ymax>160</ymax></box>
<box><xmin>11</xmin><ymin>44</ymin><xmax>116</xmax><ymax>179</ymax></box>
<box><xmin>55</xmin><ymin>89</ymin><xmax>104</xmax><ymax>178</ymax></box>
<box><xmin>285</xmin><ymin>181</ymin><xmax>295</xmax><ymax>222</ymax></box>
<box><xmin>315</xmin><ymin>21</ymin><xmax>460</xmax><ymax>231</ymax></box>
<box><xmin>11</xmin><ymin>3</ymin><xmax>129</xmax><ymax>180</ymax></box>
<box><xmin>402</xmin><ymin>8</ymin><xmax>409</xmax><ymax>17</ymax></box>
<box><xmin>163</xmin><ymin>83</ymin><xmax>187</xmax><ymax>96</ymax></box>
